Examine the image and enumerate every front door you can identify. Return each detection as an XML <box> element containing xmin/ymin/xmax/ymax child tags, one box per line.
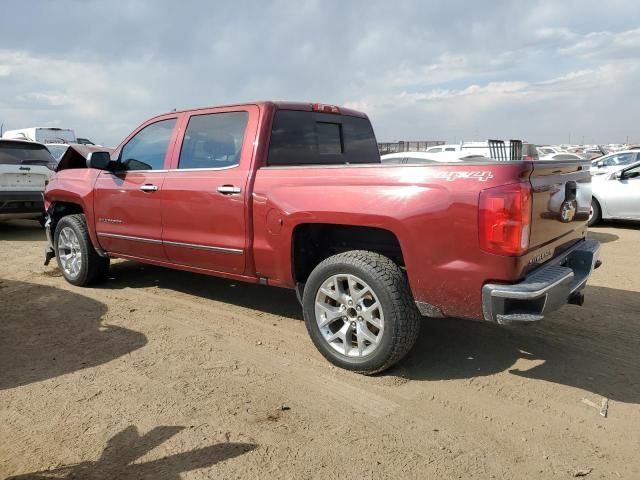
<box><xmin>94</xmin><ymin>117</ymin><xmax>179</xmax><ymax>259</ymax></box>
<box><xmin>161</xmin><ymin>106</ymin><xmax>258</xmax><ymax>274</ymax></box>
<box><xmin>605</xmin><ymin>163</ymin><xmax>640</xmax><ymax>219</ymax></box>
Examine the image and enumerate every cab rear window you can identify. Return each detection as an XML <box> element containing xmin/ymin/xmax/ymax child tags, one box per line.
<box><xmin>267</xmin><ymin>110</ymin><xmax>380</xmax><ymax>166</ymax></box>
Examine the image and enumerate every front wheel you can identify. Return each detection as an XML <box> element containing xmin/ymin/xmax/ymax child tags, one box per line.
<box><xmin>302</xmin><ymin>250</ymin><xmax>420</xmax><ymax>374</ymax></box>
<box><xmin>54</xmin><ymin>214</ymin><xmax>109</xmax><ymax>286</ymax></box>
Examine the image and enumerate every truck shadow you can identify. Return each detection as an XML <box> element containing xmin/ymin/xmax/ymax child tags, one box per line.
<box><xmin>397</xmin><ymin>285</ymin><xmax>640</xmax><ymax>404</ymax></box>
<box><xmin>591</xmin><ymin>220</ymin><xmax>640</xmax><ymax>231</ymax></box>
<box><xmin>586</xmin><ymin>230</ymin><xmax>618</xmax><ymax>244</ymax></box>
<box><xmin>102</xmin><ymin>261</ymin><xmax>303</xmax><ymax>320</ymax></box>
<box><xmin>0</xmin><ymin>220</ymin><xmax>45</xmax><ymax>242</ymax></box>
<box><xmin>6</xmin><ymin>424</ymin><xmax>256</xmax><ymax>479</ymax></box>
<box><xmin>0</xmin><ymin>279</ymin><xmax>147</xmax><ymax>390</ymax></box>
<box><xmin>101</xmin><ymin>263</ymin><xmax>640</xmax><ymax>404</ymax></box>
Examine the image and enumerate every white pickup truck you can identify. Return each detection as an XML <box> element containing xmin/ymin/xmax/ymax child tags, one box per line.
<box><xmin>0</xmin><ymin>140</ymin><xmax>55</xmax><ymax>223</ymax></box>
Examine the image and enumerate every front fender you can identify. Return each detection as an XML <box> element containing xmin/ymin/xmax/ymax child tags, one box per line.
<box><xmin>45</xmin><ymin>169</ymin><xmax>102</xmax><ymax>251</ymax></box>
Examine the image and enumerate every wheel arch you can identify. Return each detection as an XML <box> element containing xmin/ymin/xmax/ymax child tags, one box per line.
<box><xmin>291</xmin><ymin>223</ymin><xmax>405</xmax><ymax>286</ymax></box>
<box><xmin>591</xmin><ymin>194</ymin><xmax>605</xmax><ymax>219</ymax></box>
<box><xmin>48</xmin><ymin>201</ymin><xmax>105</xmax><ymax>256</ymax></box>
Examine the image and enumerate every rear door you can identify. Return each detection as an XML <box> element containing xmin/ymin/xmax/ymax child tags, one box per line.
<box><xmin>160</xmin><ymin>106</ymin><xmax>259</xmax><ymax>274</ymax></box>
<box><xmin>93</xmin><ymin>116</ymin><xmax>179</xmax><ymax>260</ymax></box>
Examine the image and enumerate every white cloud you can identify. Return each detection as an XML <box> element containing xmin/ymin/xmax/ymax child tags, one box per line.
<box><xmin>348</xmin><ymin>59</ymin><xmax>640</xmax><ymax>143</ymax></box>
<box><xmin>558</xmin><ymin>28</ymin><xmax>640</xmax><ymax>58</ymax></box>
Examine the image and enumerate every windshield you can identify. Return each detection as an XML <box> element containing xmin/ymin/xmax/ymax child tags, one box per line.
<box><xmin>0</xmin><ymin>142</ymin><xmax>54</xmax><ymax>165</ymax></box>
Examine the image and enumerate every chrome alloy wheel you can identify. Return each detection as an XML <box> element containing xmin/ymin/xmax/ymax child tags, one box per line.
<box><xmin>314</xmin><ymin>274</ymin><xmax>384</xmax><ymax>357</ymax></box>
<box><xmin>588</xmin><ymin>205</ymin><xmax>594</xmax><ymax>222</ymax></box>
<box><xmin>57</xmin><ymin>226</ymin><xmax>82</xmax><ymax>279</ymax></box>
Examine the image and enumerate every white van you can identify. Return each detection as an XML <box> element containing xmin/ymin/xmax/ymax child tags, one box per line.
<box><xmin>3</xmin><ymin>127</ymin><xmax>77</xmax><ymax>144</ymax></box>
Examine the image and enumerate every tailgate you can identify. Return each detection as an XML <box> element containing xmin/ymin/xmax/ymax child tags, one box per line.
<box><xmin>0</xmin><ymin>165</ymin><xmax>50</xmax><ymax>191</ymax></box>
<box><xmin>528</xmin><ymin>160</ymin><xmax>591</xmax><ymax>252</ymax></box>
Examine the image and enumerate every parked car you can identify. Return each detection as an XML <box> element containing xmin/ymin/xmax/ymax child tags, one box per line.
<box><xmin>381</xmin><ymin>151</ymin><xmax>474</xmax><ymax>163</ymax></box>
<box><xmin>582</xmin><ymin>145</ymin><xmax>609</xmax><ymax>160</ymax></box>
<box><xmin>539</xmin><ymin>153</ymin><xmax>584</xmax><ymax>161</ymax></box>
<box><xmin>589</xmin><ymin>160</ymin><xmax>640</xmax><ymax>226</ymax></box>
<box><xmin>424</xmin><ymin>145</ymin><xmax>459</xmax><ymax>153</ymax></box>
<box><xmin>43</xmin><ymin>101</ymin><xmax>600</xmax><ymax>374</ymax></box>
<box><xmin>438</xmin><ymin>141</ymin><xmax>535</xmax><ymax>160</ymax></box>
<box><xmin>537</xmin><ymin>146</ymin><xmax>558</xmax><ymax>156</ymax></box>
<box><xmin>0</xmin><ymin>139</ymin><xmax>55</xmax><ymax>223</ymax></box>
<box><xmin>76</xmin><ymin>137</ymin><xmax>95</xmax><ymax>145</ymax></box>
<box><xmin>590</xmin><ymin>150</ymin><xmax>640</xmax><ymax>176</ymax></box>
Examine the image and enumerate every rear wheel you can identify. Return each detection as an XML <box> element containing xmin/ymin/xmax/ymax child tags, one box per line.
<box><xmin>54</xmin><ymin>214</ymin><xmax>109</xmax><ymax>286</ymax></box>
<box><xmin>588</xmin><ymin>199</ymin><xmax>601</xmax><ymax>227</ymax></box>
<box><xmin>302</xmin><ymin>250</ymin><xmax>420</xmax><ymax>374</ymax></box>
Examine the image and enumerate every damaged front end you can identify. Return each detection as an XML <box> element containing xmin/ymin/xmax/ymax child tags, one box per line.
<box><xmin>44</xmin><ymin>211</ymin><xmax>55</xmax><ymax>265</ymax></box>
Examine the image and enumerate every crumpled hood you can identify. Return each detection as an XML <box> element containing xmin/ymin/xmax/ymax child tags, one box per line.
<box><xmin>56</xmin><ymin>144</ymin><xmax>113</xmax><ymax>171</ymax></box>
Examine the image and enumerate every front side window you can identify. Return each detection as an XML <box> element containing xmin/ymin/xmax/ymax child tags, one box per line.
<box><xmin>178</xmin><ymin>111</ymin><xmax>249</xmax><ymax>169</ymax></box>
<box><xmin>623</xmin><ymin>164</ymin><xmax>640</xmax><ymax>179</ymax></box>
<box><xmin>604</xmin><ymin>153</ymin><xmax>634</xmax><ymax>167</ymax></box>
<box><xmin>119</xmin><ymin>118</ymin><xmax>176</xmax><ymax>171</ymax></box>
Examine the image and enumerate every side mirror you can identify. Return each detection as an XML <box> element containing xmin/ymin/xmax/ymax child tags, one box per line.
<box><xmin>596</xmin><ymin>161</ymin><xmax>604</xmax><ymax>168</ymax></box>
<box><xmin>611</xmin><ymin>171</ymin><xmax>623</xmax><ymax>180</ymax></box>
<box><xmin>86</xmin><ymin>151</ymin><xmax>111</xmax><ymax>170</ymax></box>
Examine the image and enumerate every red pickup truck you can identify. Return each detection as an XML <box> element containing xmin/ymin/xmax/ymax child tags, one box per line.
<box><xmin>43</xmin><ymin>101</ymin><xmax>601</xmax><ymax>373</ymax></box>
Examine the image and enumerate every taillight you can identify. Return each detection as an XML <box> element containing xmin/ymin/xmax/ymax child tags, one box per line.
<box><xmin>311</xmin><ymin>103</ymin><xmax>341</xmax><ymax>114</ymax></box>
<box><xmin>479</xmin><ymin>182</ymin><xmax>532</xmax><ymax>256</ymax></box>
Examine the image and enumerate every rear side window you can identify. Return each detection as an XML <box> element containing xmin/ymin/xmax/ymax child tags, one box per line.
<box><xmin>178</xmin><ymin>111</ymin><xmax>248</xmax><ymax>169</ymax></box>
<box><xmin>0</xmin><ymin>142</ymin><xmax>54</xmax><ymax>166</ymax></box>
<box><xmin>267</xmin><ymin>110</ymin><xmax>379</xmax><ymax>166</ymax></box>
<box><xmin>119</xmin><ymin>118</ymin><xmax>176</xmax><ymax>171</ymax></box>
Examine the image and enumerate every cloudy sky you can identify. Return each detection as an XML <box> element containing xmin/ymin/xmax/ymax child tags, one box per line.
<box><xmin>1</xmin><ymin>0</ymin><xmax>639</xmax><ymax>146</ymax></box>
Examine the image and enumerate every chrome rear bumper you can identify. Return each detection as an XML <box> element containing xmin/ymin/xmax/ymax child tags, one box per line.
<box><xmin>482</xmin><ymin>238</ymin><xmax>601</xmax><ymax>325</ymax></box>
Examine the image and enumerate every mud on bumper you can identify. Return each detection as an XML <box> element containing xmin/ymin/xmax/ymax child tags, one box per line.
<box><xmin>482</xmin><ymin>238</ymin><xmax>601</xmax><ymax>325</ymax></box>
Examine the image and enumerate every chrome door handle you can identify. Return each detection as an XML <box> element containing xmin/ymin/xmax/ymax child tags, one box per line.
<box><xmin>139</xmin><ymin>184</ymin><xmax>159</xmax><ymax>192</ymax></box>
<box><xmin>217</xmin><ymin>185</ymin><xmax>242</xmax><ymax>195</ymax></box>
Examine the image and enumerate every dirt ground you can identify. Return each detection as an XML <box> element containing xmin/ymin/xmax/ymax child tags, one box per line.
<box><xmin>1</xmin><ymin>220</ymin><xmax>639</xmax><ymax>479</ymax></box>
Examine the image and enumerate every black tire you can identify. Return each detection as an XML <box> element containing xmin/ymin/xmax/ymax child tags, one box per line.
<box><xmin>588</xmin><ymin>199</ymin><xmax>601</xmax><ymax>227</ymax></box>
<box><xmin>302</xmin><ymin>250</ymin><xmax>420</xmax><ymax>374</ymax></box>
<box><xmin>54</xmin><ymin>214</ymin><xmax>109</xmax><ymax>286</ymax></box>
